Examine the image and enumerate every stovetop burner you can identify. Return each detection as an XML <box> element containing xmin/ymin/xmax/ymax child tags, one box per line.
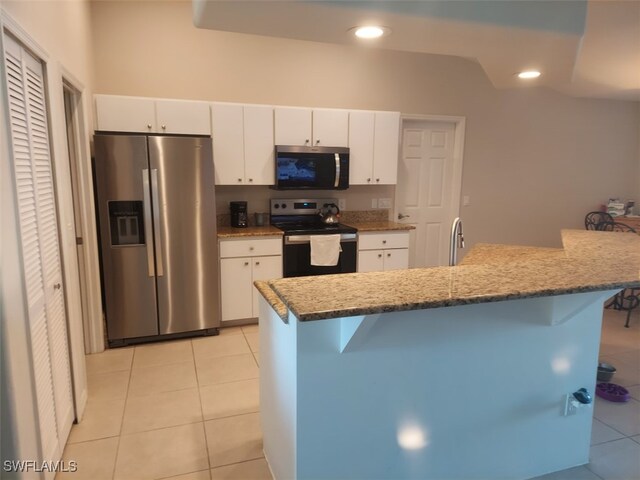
<box><xmin>270</xmin><ymin>197</ymin><xmax>358</xmax><ymax>236</ymax></box>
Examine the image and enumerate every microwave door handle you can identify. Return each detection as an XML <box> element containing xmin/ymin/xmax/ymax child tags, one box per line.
<box><xmin>334</xmin><ymin>153</ymin><xmax>340</xmax><ymax>188</ymax></box>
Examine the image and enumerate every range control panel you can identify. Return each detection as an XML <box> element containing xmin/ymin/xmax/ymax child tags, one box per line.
<box><xmin>270</xmin><ymin>198</ymin><xmax>337</xmax><ymax>216</ymax></box>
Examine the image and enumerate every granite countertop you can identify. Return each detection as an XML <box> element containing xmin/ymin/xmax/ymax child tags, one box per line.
<box><xmin>257</xmin><ymin>230</ymin><xmax>640</xmax><ymax>322</ymax></box>
<box><xmin>254</xmin><ymin>281</ymin><xmax>288</xmax><ymax>322</ymax></box>
<box><xmin>217</xmin><ymin>226</ymin><xmax>283</xmax><ymax>238</ymax></box>
<box><xmin>458</xmin><ymin>244</ymin><xmax>566</xmax><ymax>266</ymax></box>
<box><xmin>346</xmin><ymin>221</ymin><xmax>415</xmax><ymax>232</ymax></box>
<box><xmin>217</xmin><ymin>222</ymin><xmax>412</xmax><ymax>237</ymax></box>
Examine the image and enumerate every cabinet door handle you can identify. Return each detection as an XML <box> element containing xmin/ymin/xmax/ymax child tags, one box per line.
<box><xmin>367</xmin><ymin>178</ymin><xmax>371</xmax><ymax>183</ymax></box>
<box><xmin>316</xmin><ymin>140</ymin><xmax>320</xmax><ymax>145</ymax></box>
<box><xmin>147</xmin><ymin>124</ymin><xmax>152</xmax><ymax>130</ymax></box>
<box><xmin>244</xmin><ymin>261</ymin><xmax>249</xmax><ymax>266</ymax></box>
<box><xmin>249</xmin><ymin>247</ymin><xmax>254</xmax><ymax>251</ymax></box>
<box><xmin>387</xmin><ymin>253</ymin><xmax>391</xmax><ymax>257</ymax></box>
<box><xmin>305</xmin><ymin>139</ymin><xmax>310</xmax><ymax>145</ymax></box>
<box><xmin>382</xmin><ymin>240</ymin><xmax>387</xmax><ymax>244</ymax></box>
<box><xmin>53</xmin><ymin>283</ymin><xmax>61</xmax><ymax>290</ymax></box>
<box><xmin>376</xmin><ymin>178</ymin><xmax>380</xmax><ymax>182</ymax></box>
<box><xmin>255</xmin><ymin>261</ymin><xmax>260</xmax><ymax>266</ymax></box>
<box><xmin>161</xmin><ymin>125</ymin><xmax>166</xmax><ymax>130</ymax></box>
<box><xmin>377</xmin><ymin>254</ymin><xmax>382</xmax><ymax>258</ymax></box>
<box><xmin>249</xmin><ymin>178</ymin><xmax>253</xmax><ymax>182</ymax></box>
<box><xmin>398</xmin><ymin>213</ymin><xmax>410</xmax><ymax>220</ymax></box>
<box><xmin>237</xmin><ymin>178</ymin><xmax>243</xmax><ymax>182</ymax></box>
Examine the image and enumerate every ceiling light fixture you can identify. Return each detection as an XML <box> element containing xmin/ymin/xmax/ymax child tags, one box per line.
<box><xmin>353</xmin><ymin>26</ymin><xmax>389</xmax><ymax>39</ymax></box>
<box><xmin>517</xmin><ymin>70</ymin><xmax>541</xmax><ymax>79</ymax></box>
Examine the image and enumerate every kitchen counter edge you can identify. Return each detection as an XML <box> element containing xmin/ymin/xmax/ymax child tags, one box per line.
<box><xmin>259</xmin><ymin>230</ymin><xmax>640</xmax><ymax>322</ymax></box>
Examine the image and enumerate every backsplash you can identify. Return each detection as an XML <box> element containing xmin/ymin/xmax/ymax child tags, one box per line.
<box><xmin>215</xmin><ymin>185</ymin><xmax>396</xmax><ymax>219</ymax></box>
<box><xmin>216</xmin><ymin>209</ymin><xmax>388</xmax><ymax>227</ymax></box>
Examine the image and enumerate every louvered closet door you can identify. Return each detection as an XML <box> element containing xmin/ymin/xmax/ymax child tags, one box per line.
<box><xmin>3</xmin><ymin>33</ymin><xmax>73</xmax><ymax>463</ymax></box>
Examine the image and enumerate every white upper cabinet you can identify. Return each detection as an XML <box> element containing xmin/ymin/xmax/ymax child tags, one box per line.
<box><xmin>95</xmin><ymin>95</ymin><xmax>156</xmax><ymax>133</ymax></box>
<box><xmin>274</xmin><ymin>107</ymin><xmax>349</xmax><ymax>147</ymax></box>
<box><xmin>373</xmin><ymin>111</ymin><xmax>401</xmax><ymax>184</ymax></box>
<box><xmin>95</xmin><ymin>94</ymin><xmax>211</xmax><ymax>135</ymax></box>
<box><xmin>274</xmin><ymin>107</ymin><xmax>312</xmax><ymax>146</ymax></box>
<box><xmin>243</xmin><ymin>105</ymin><xmax>275</xmax><ymax>185</ymax></box>
<box><xmin>211</xmin><ymin>103</ymin><xmax>244</xmax><ymax>185</ymax></box>
<box><xmin>348</xmin><ymin>110</ymin><xmax>375</xmax><ymax>184</ymax></box>
<box><xmin>312</xmin><ymin>109</ymin><xmax>349</xmax><ymax>147</ymax></box>
<box><xmin>155</xmin><ymin>99</ymin><xmax>211</xmax><ymax>135</ymax></box>
<box><xmin>349</xmin><ymin>110</ymin><xmax>400</xmax><ymax>185</ymax></box>
<box><xmin>212</xmin><ymin>102</ymin><xmax>274</xmax><ymax>185</ymax></box>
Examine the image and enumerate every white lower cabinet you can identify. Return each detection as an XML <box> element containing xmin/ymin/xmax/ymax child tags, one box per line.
<box><xmin>357</xmin><ymin>231</ymin><xmax>410</xmax><ymax>273</ymax></box>
<box><xmin>219</xmin><ymin>237</ymin><xmax>282</xmax><ymax>322</ymax></box>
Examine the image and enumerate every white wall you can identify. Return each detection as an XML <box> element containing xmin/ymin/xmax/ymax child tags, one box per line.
<box><xmin>89</xmin><ymin>1</ymin><xmax>639</xmax><ymax>248</ymax></box>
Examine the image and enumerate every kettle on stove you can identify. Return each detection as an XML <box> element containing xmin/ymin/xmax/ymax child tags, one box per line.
<box><xmin>319</xmin><ymin>203</ymin><xmax>340</xmax><ymax>224</ymax></box>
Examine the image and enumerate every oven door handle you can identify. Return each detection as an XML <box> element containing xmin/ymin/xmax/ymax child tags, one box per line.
<box><xmin>285</xmin><ymin>233</ymin><xmax>357</xmax><ymax>245</ymax></box>
<box><xmin>334</xmin><ymin>153</ymin><xmax>340</xmax><ymax>188</ymax></box>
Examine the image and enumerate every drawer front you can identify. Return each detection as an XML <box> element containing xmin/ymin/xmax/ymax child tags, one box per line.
<box><xmin>358</xmin><ymin>231</ymin><xmax>410</xmax><ymax>251</ymax></box>
<box><xmin>220</xmin><ymin>237</ymin><xmax>282</xmax><ymax>258</ymax></box>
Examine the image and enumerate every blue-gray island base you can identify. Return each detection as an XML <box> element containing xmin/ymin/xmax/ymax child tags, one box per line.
<box><xmin>255</xmin><ymin>230</ymin><xmax>640</xmax><ymax>479</ymax></box>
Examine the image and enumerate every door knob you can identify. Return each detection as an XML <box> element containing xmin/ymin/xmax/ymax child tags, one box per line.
<box><xmin>398</xmin><ymin>213</ymin><xmax>410</xmax><ymax>220</ymax></box>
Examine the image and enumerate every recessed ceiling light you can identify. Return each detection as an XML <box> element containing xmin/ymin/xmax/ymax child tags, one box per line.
<box><xmin>517</xmin><ymin>70</ymin><xmax>541</xmax><ymax>79</ymax></box>
<box><xmin>352</xmin><ymin>26</ymin><xmax>389</xmax><ymax>39</ymax></box>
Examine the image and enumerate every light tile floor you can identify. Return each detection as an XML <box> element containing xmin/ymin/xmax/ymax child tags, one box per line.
<box><xmin>534</xmin><ymin>308</ymin><xmax>640</xmax><ymax>480</ymax></box>
<box><xmin>60</xmin><ymin>309</ymin><xmax>640</xmax><ymax>480</ymax></box>
<box><xmin>59</xmin><ymin>324</ymin><xmax>269</xmax><ymax>480</ymax></box>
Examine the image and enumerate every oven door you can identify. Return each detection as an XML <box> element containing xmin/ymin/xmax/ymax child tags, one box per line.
<box><xmin>283</xmin><ymin>233</ymin><xmax>357</xmax><ymax>277</ymax></box>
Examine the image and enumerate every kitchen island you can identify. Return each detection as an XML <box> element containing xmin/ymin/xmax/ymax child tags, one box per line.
<box><xmin>255</xmin><ymin>230</ymin><xmax>640</xmax><ymax>480</ymax></box>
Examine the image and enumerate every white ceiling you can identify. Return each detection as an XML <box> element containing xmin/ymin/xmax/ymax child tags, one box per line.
<box><xmin>192</xmin><ymin>0</ymin><xmax>640</xmax><ymax>101</ymax></box>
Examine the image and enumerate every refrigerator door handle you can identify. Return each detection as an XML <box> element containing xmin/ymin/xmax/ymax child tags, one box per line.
<box><xmin>142</xmin><ymin>169</ymin><xmax>155</xmax><ymax>277</ymax></box>
<box><xmin>151</xmin><ymin>168</ymin><xmax>164</xmax><ymax>276</ymax></box>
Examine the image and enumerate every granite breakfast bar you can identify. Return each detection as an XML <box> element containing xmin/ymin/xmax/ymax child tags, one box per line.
<box><xmin>255</xmin><ymin>230</ymin><xmax>640</xmax><ymax>480</ymax></box>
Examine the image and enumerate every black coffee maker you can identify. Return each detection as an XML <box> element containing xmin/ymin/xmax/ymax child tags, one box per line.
<box><xmin>230</xmin><ymin>201</ymin><xmax>248</xmax><ymax>228</ymax></box>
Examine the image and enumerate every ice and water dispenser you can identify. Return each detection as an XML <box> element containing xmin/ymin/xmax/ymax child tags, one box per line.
<box><xmin>108</xmin><ymin>201</ymin><xmax>145</xmax><ymax>246</ymax></box>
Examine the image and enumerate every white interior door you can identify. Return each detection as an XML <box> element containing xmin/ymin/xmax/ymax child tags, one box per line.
<box><xmin>395</xmin><ymin>120</ymin><xmax>461</xmax><ymax>267</ymax></box>
<box><xmin>3</xmin><ymin>32</ymin><xmax>74</xmax><ymax>468</ymax></box>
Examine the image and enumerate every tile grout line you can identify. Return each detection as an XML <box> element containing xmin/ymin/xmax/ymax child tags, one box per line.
<box><xmin>192</xmin><ymin>338</ymin><xmax>213</xmax><ymax>476</ymax></box>
<box><xmin>111</xmin><ymin>348</ymin><xmax>135</xmax><ymax>480</ymax></box>
<box><xmin>241</xmin><ymin>328</ymin><xmax>260</xmax><ymax>367</ymax></box>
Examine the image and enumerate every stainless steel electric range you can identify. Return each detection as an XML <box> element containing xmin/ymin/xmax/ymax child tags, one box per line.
<box><xmin>270</xmin><ymin>198</ymin><xmax>357</xmax><ymax>278</ymax></box>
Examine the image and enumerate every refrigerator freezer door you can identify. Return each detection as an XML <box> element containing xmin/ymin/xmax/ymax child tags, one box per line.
<box><xmin>148</xmin><ymin>136</ymin><xmax>220</xmax><ymax>333</ymax></box>
<box><xmin>94</xmin><ymin>135</ymin><xmax>159</xmax><ymax>340</ymax></box>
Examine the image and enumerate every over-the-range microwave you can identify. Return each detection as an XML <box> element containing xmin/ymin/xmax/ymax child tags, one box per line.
<box><xmin>272</xmin><ymin>145</ymin><xmax>349</xmax><ymax>190</ymax></box>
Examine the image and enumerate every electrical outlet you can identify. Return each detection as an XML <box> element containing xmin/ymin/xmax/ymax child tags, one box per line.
<box><xmin>378</xmin><ymin>198</ymin><xmax>392</xmax><ymax>209</ymax></box>
<box><xmin>338</xmin><ymin>198</ymin><xmax>346</xmax><ymax>211</ymax></box>
<box><xmin>463</xmin><ymin>195</ymin><xmax>471</xmax><ymax>206</ymax></box>
<box><xmin>371</xmin><ymin>198</ymin><xmax>378</xmax><ymax>209</ymax></box>
<box><xmin>563</xmin><ymin>394</ymin><xmax>578</xmax><ymax>416</ymax></box>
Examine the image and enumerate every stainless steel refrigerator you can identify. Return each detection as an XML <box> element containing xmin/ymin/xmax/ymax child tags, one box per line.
<box><xmin>94</xmin><ymin>134</ymin><xmax>219</xmax><ymax>346</ymax></box>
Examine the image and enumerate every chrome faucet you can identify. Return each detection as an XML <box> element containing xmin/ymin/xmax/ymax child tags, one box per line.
<box><xmin>449</xmin><ymin>217</ymin><xmax>465</xmax><ymax>266</ymax></box>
